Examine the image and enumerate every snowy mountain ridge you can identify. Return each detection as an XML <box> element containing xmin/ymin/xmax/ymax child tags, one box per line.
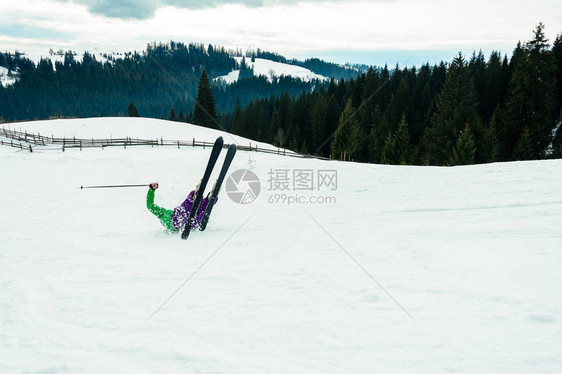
<box><xmin>2</xmin><ymin>51</ymin><xmax>335</xmax><ymax>87</ymax></box>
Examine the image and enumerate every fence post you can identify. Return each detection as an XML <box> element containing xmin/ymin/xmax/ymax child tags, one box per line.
<box><xmin>29</xmin><ymin>145</ymin><xmax>33</xmax><ymax>153</ymax></box>
<box><xmin>161</xmin><ymin>137</ymin><xmax>163</xmax><ymax>146</ymax></box>
<box><xmin>177</xmin><ymin>140</ymin><xmax>180</xmax><ymax>149</ymax></box>
<box><xmin>63</xmin><ymin>138</ymin><xmax>65</xmax><ymax>152</ymax></box>
<box><xmin>80</xmin><ymin>140</ymin><xmax>82</xmax><ymax>151</ymax></box>
<box><xmin>192</xmin><ymin>137</ymin><xmax>195</xmax><ymax>147</ymax></box>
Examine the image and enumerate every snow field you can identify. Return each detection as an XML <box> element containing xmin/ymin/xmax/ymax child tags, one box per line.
<box><xmin>215</xmin><ymin>57</ymin><xmax>328</xmax><ymax>84</ymax></box>
<box><xmin>1</xmin><ymin>118</ymin><xmax>562</xmax><ymax>373</ymax></box>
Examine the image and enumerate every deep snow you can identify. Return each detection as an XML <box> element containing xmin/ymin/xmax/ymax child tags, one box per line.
<box><xmin>1</xmin><ymin>118</ymin><xmax>562</xmax><ymax>373</ymax></box>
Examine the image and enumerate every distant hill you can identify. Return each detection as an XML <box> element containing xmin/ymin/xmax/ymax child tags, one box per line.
<box><xmin>0</xmin><ymin>43</ymin><xmax>363</xmax><ymax>122</ymax></box>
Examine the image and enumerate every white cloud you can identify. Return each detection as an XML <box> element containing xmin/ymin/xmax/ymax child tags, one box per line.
<box><xmin>45</xmin><ymin>0</ymin><xmax>382</xmax><ymax>20</ymax></box>
<box><xmin>0</xmin><ymin>0</ymin><xmax>561</xmax><ymax>64</ymax></box>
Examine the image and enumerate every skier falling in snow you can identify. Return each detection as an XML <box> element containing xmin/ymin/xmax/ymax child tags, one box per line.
<box><xmin>146</xmin><ymin>182</ymin><xmax>216</xmax><ymax>232</ymax></box>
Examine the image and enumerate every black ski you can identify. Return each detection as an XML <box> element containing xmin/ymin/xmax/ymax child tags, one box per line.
<box><xmin>181</xmin><ymin>137</ymin><xmax>224</xmax><ymax>240</ymax></box>
<box><xmin>199</xmin><ymin>143</ymin><xmax>237</xmax><ymax>231</ymax></box>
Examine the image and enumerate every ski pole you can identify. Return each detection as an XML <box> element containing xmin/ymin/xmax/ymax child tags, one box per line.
<box><xmin>79</xmin><ymin>184</ymin><xmax>149</xmax><ymax>189</ymax></box>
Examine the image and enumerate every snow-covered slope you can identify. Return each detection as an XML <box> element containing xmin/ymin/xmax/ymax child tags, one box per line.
<box><xmin>216</xmin><ymin>57</ymin><xmax>328</xmax><ymax>84</ymax></box>
<box><xmin>1</xmin><ymin>118</ymin><xmax>562</xmax><ymax>373</ymax></box>
<box><xmin>8</xmin><ymin>117</ymin><xmax>295</xmax><ymax>154</ymax></box>
<box><xmin>0</xmin><ymin>66</ymin><xmax>17</xmax><ymax>87</ymax></box>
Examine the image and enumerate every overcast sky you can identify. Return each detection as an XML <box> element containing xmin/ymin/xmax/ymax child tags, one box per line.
<box><xmin>1</xmin><ymin>0</ymin><xmax>561</xmax><ymax>66</ymax></box>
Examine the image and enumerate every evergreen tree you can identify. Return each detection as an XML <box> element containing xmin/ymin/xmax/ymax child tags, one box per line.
<box><xmin>553</xmin><ymin>119</ymin><xmax>562</xmax><ymax>159</ymax></box>
<box><xmin>513</xmin><ymin>127</ymin><xmax>535</xmax><ymax>160</ymax></box>
<box><xmin>193</xmin><ymin>69</ymin><xmax>218</xmax><ymax>129</ymax></box>
<box><xmin>410</xmin><ymin>64</ymin><xmax>432</xmax><ymax>144</ymax></box>
<box><xmin>369</xmin><ymin>105</ymin><xmax>388</xmax><ymax>163</ymax></box>
<box><xmin>394</xmin><ymin>114</ymin><xmax>413</xmax><ymax>165</ymax></box>
<box><xmin>482</xmin><ymin>105</ymin><xmax>502</xmax><ymax>162</ymax></box>
<box><xmin>127</xmin><ymin>101</ymin><xmax>139</xmax><ymax>117</ymax></box>
<box><xmin>380</xmin><ymin>132</ymin><xmax>397</xmax><ymax>164</ymax></box>
<box><xmin>553</xmin><ymin>34</ymin><xmax>562</xmax><ymax>109</ymax></box>
<box><xmin>450</xmin><ymin>123</ymin><xmax>476</xmax><ymax>166</ymax></box>
<box><xmin>482</xmin><ymin>51</ymin><xmax>504</xmax><ymax>122</ymax></box>
<box><xmin>300</xmin><ymin>139</ymin><xmax>308</xmax><ymax>154</ymax></box>
<box><xmin>351</xmin><ymin>113</ymin><xmax>369</xmax><ymax>162</ymax></box>
<box><xmin>293</xmin><ymin>92</ymin><xmax>312</xmax><ymax>150</ymax></box>
<box><xmin>310</xmin><ymin>91</ymin><xmax>329</xmax><ymax>155</ymax></box>
<box><xmin>169</xmin><ymin>108</ymin><xmax>176</xmax><ymax>121</ymax></box>
<box><xmin>331</xmin><ymin>98</ymin><xmax>358</xmax><ymax>160</ymax></box>
<box><xmin>505</xmin><ymin>23</ymin><xmax>557</xmax><ymax>159</ymax></box>
<box><xmin>178</xmin><ymin>108</ymin><xmax>186</xmax><ymax>122</ymax></box>
<box><xmin>239</xmin><ymin>56</ymin><xmax>254</xmax><ymax>80</ymax></box>
<box><xmin>231</xmin><ymin>99</ymin><xmax>244</xmax><ymax>135</ymax></box>
<box><xmin>469</xmin><ymin>50</ymin><xmax>487</xmax><ymax>119</ymax></box>
<box><xmin>553</xmin><ymin>142</ymin><xmax>562</xmax><ymax>159</ymax></box>
<box><xmin>552</xmin><ymin>33</ymin><xmax>562</xmax><ymax>158</ymax></box>
<box><xmin>326</xmin><ymin>95</ymin><xmax>341</xmax><ymax>145</ymax></box>
<box><xmin>424</xmin><ymin>53</ymin><xmax>481</xmax><ymax>165</ymax></box>
<box><xmin>270</xmin><ymin>107</ymin><xmax>282</xmax><ymax>145</ymax></box>
<box><xmin>380</xmin><ymin>114</ymin><xmax>412</xmax><ymax>165</ymax></box>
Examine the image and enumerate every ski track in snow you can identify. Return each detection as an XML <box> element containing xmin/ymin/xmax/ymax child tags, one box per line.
<box><xmin>1</xmin><ymin>118</ymin><xmax>562</xmax><ymax>373</ymax></box>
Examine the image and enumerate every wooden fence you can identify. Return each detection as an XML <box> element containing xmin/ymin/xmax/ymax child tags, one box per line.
<box><xmin>0</xmin><ymin>127</ymin><xmax>329</xmax><ymax>160</ymax></box>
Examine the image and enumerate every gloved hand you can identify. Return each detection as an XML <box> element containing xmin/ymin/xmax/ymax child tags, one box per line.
<box><xmin>149</xmin><ymin>182</ymin><xmax>159</xmax><ymax>190</ymax></box>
